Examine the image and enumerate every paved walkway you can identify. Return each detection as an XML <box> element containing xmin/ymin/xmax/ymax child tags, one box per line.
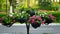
<box><xmin>0</xmin><ymin>23</ymin><xmax>60</xmax><ymax>34</ymax></box>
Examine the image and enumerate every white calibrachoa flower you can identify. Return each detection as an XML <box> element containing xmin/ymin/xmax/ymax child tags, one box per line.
<box><xmin>41</xmin><ymin>14</ymin><xmax>45</xmax><ymax>17</ymax></box>
<box><xmin>19</xmin><ymin>13</ymin><xmax>21</xmax><ymax>15</ymax></box>
<box><xmin>40</xmin><ymin>14</ymin><xmax>41</xmax><ymax>16</ymax></box>
<box><xmin>22</xmin><ymin>11</ymin><xmax>25</xmax><ymax>13</ymax></box>
<box><xmin>9</xmin><ymin>13</ymin><xmax>14</xmax><ymax>17</ymax></box>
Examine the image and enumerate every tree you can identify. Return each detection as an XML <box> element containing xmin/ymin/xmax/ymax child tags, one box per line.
<box><xmin>12</xmin><ymin>0</ymin><xmax>17</xmax><ymax>13</ymax></box>
<box><xmin>0</xmin><ymin>0</ymin><xmax>2</xmax><ymax>12</ymax></box>
<box><xmin>0</xmin><ymin>0</ymin><xmax>6</xmax><ymax>12</ymax></box>
<box><xmin>9</xmin><ymin>0</ymin><xmax>17</xmax><ymax>13</ymax></box>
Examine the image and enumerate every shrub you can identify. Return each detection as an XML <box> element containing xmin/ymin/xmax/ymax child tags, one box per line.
<box><xmin>39</xmin><ymin>2</ymin><xmax>59</xmax><ymax>11</ymax></box>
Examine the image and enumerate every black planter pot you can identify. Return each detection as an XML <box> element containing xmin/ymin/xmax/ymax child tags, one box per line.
<box><xmin>2</xmin><ymin>22</ymin><xmax>11</xmax><ymax>27</ymax></box>
<box><xmin>2</xmin><ymin>20</ymin><xmax>15</xmax><ymax>27</ymax></box>
<box><xmin>45</xmin><ymin>18</ymin><xmax>53</xmax><ymax>25</ymax></box>
<box><xmin>30</xmin><ymin>11</ymin><xmax>35</xmax><ymax>17</ymax></box>
<box><xmin>15</xmin><ymin>18</ymin><xmax>20</xmax><ymax>22</ymax></box>
<box><xmin>31</xmin><ymin>22</ymin><xmax>41</xmax><ymax>29</ymax></box>
<box><xmin>41</xmin><ymin>17</ymin><xmax>44</xmax><ymax>21</ymax></box>
<box><xmin>26</xmin><ymin>10</ymin><xmax>35</xmax><ymax>17</ymax></box>
<box><xmin>1</xmin><ymin>16</ymin><xmax>15</xmax><ymax>27</ymax></box>
<box><xmin>15</xmin><ymin>17</ymin><xmax>28</xmax><ymax>24</ymax></box>
<box><xmin>2</xmin><ymin>22</ymin><xmax>14</xmax><ymax>27</ymax></box>
<box><xmin>20</xmin><ymin>17</ymin><xmax>27</xmax><ymax>24</ymax></box>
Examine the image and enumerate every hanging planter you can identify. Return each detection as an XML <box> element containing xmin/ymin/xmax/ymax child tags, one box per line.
<box><xmin>44</xmin><ymin>14</ymin><xmax>56</xmax><ymax>25</ymax></box>
<box><xmin>15</xmin><ymin>17</ymin><xmax>20</xmax><ymax>22</ymax></box>
<box><xmin>2</xmin><ymin>16</ymin><xmax>15</xmax><ymax>27</ymax></box>
<box><xmin>19</xmin><ymin>17</ymin><xmax>27</xmax><ymax>24</ymax></box>
<box><xmin>31</xmin><ymin>21</ymin><xmax>41</xmax><ymax>28</ymax></box>
<box><xmin>44</xmin><ymin>18</ymin><xmax>53</xmax><ymax>25</ymax></box>
<box><xmin>13</xmin><ymin>13</ymin><xmax>20</xmax><ymax>22</ymax></box>
<box><xmin>15</xmin><ymin>17</ymin><xmax>28</xmax><ymax>24</ymax></box>
<box><xmin>19</xmin><ymin>11</ymin><xmax>29</xmax><ymax>24</ymax></box>
<box><xmin>27</xmin><ymin>15</ymin><xmax>42</xmax><ymax>29</ymax></box>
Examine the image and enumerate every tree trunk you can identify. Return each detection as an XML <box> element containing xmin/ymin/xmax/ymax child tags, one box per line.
<box><xmin>10</xmin><ymin>4</ymin><xmax>13</xmax><ymax>16</ymax></box>
<box><xmin>9</xmin><ymin>0</ymin><xmax>13</xmax><ymax>16</ymax></box>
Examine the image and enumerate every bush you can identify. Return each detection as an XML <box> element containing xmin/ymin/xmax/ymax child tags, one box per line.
<box><xmin>39</xmin><ymin>2</ymin><xmax>59</xmax><ymax>11</ymax></box>
<box><xmin>39</xmin><ymin>2</ymin><xmax>51</xmax><ymax>10</ymax></box>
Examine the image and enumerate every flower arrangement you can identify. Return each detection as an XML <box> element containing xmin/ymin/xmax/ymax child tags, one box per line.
<box><xmin>13</xmin><ymin>11</ymin><xmax>29</xmax><ymax>24</ymax></box>
<box><xmin>2</xmin><ymin>16</ymin><xmax>15</xmax><ymax>27</ymax></box>
<box><xmin>0</xmin><ymin>9</ymin><xmax>56</xmax><ymax>28</ymax></box>
<box><xmin>27</xmin><ymin>15</ymin><xmax>42</xmax><ymax>28</ymax></box>
<box><xmin>44</xmin><ymin>14</ymin><xmax>56</xmax><ymax>25</ymax></box>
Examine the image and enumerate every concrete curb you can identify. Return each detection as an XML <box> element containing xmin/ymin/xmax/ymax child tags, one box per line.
<box><xmin>0</xmin><ymin>23</ymin><xmax>60</xmax><ymax>26</ymax></box>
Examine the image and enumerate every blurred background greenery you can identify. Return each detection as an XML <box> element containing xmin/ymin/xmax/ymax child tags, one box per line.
<box><xmin>0</xmin><ymin>0</ymin><xmax>60</xmax><ymax>23</ymax></box>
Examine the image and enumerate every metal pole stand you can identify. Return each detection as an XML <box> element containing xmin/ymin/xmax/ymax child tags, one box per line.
<box><xmin>26</xmin><ymin>23</ymin><xmax>30</xmax><ymax>34</ymax></box>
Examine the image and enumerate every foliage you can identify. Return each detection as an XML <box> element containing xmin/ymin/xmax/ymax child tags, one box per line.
<box><xmin>13</xmin><ymin>11</ymin><xmax>29</xmax><ymax>23</ymax></box>
<box><xmin>0</xmin><ymin>14</ymin><xmax>6</xmax><ymax>18</ymax></box>
<box><xmin>27</xmin><ymin>15</ymin><xmax>42</xmax><ymax>23</ymax></box>
<box><xmin>51</xmin><ymin>2</ymin><xmax>59</xmax><ymax>11</ymax></box>
<box><xmin>2</xmin><ymin>16</ymin><xmax>12</xmax><ymax>25</ymax></box>
<box><xmin>0</xmin><ymin>0</ymin><xmax>7</xmax><ymax>11</ymax></box>
<box><xmin>47</xmin><ymin>12</ymin><xmax>60</xmax><ymax>23</ymax></box>
<box><xmin>44</xmin><ymin>14</ymin><xmax>56</xmax><ymax>25</ymax></box>
<box><xmin>39</xmin><ymin>2</ymin><xmax>51</xmax><ymax>10</ymax></box>
<box><xmin>27</xmin><ymin>15</ymin><xmax>42</xmax><ymax>28</ymax></box>
<box><xmin>39</xmin><ymin>1</ymin><xmax>59</xmax><ymax>11</ymax></box>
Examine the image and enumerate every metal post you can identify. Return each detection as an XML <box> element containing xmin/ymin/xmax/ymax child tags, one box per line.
<box><xmin>26</xmin><ymin>0</ymin><xmax>30</xmax><ymax>34</ymax></box>
<box><xmin>26</xmin><ymin>23</ymin><xmax>30</xmax><ymax>34</ymax></box>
